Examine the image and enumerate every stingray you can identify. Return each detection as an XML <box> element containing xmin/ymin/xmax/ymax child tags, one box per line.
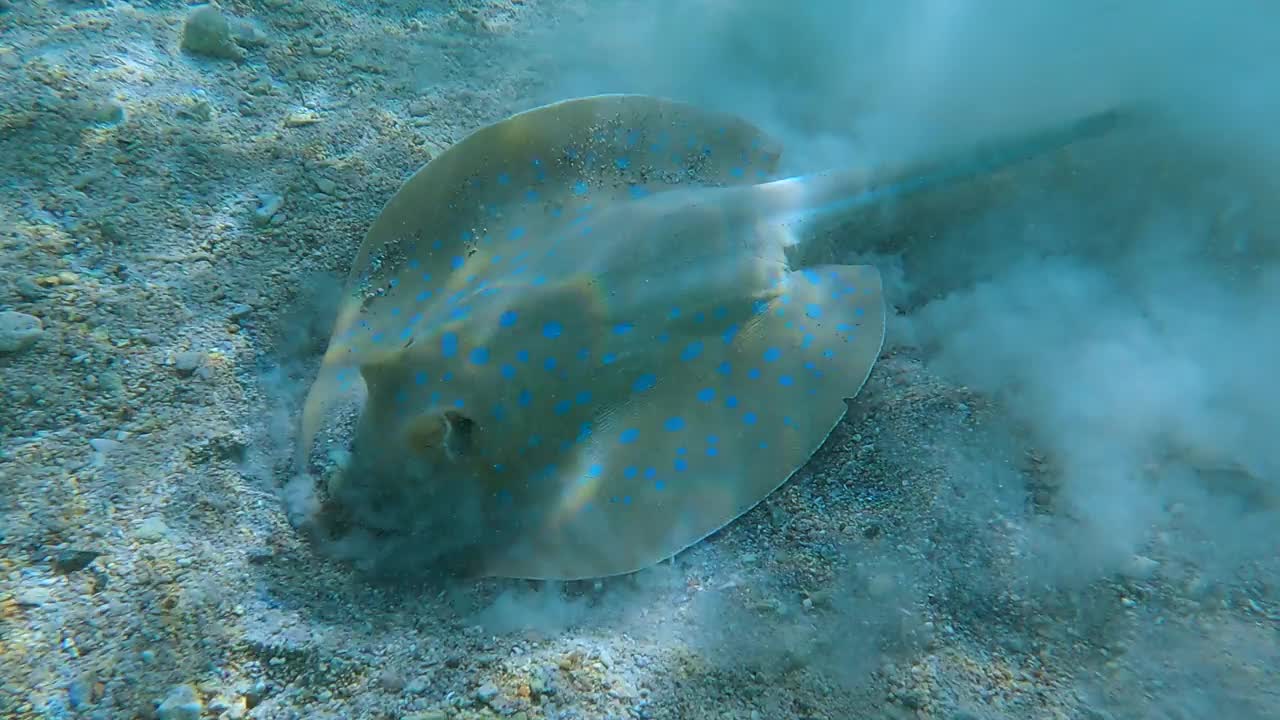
<box><xmin>297</xmin><ymin>94</ymin><xmax>1128</xmax><ymax>580</ymax></box>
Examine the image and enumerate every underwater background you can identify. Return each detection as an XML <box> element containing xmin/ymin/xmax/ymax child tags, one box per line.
<box><xmin>2</xmin><ymin>1</ymin><xmax>1278</xmax><ymax>719</ymax></box>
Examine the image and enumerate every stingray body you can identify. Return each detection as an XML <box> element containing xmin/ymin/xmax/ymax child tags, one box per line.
<box><xmin>299</xmin><ymin>95</ymin><xmax>1126</xmax><ymax>579</ymax></box>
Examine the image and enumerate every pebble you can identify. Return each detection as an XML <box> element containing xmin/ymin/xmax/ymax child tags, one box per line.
<box><xmin>229</xmin><ymin>303</ymin><xmax>253</xmax><ymax>320</ymax></box>
<box><xmin>252</xmin><ymin>194</ymin><xmax>284</xmax><ymax>226</ymax></box>
<box><xmin>475</xmin><ymin>683</ymin><xmax>499</xmax><ymax>703</ymax></box>
<box><xmin>136</xmin><ymin>517</ymin><xmax>170</xmax><ymax>542</ymax></box>
<box><xmin>181</xmin><ymin>4</ymin><xmax>246</xmax><ymax>60</ymax></box>
<box><xmin>0</xmin><ymin>311</ymin><xmax>43</xmax><ymax>354</ymax></box>
<box><xmin>313</xmin><ymin>176</ymin><xmax>339</xmax><ymax>196</ymax></box>
<box><xmin>173</xmin><ymin>350</ymin><xmax>206</xmax><ymax>375</ymax></box>
<box><xmin>403</xmin><ymin>711</ymin><xmax>448</xmax><ymax>720</ymax></box>
<box><xmin>156</xmin><ymin>684</ymin><xmax>202</xmax><ymax>720</ymax></box>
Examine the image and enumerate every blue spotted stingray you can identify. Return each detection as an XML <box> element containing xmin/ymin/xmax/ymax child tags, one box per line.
<box><xmin>298</xmin><ymin>95</ymin><xmax>1127</xmax><ymax>579</ymax></box>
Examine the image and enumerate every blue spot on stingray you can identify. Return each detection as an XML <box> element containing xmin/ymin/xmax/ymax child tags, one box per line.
<box><xmin>730</xmin><ymin>166</ymin><xmax>745</xmax><ymax>178</ymax></box>
<box><xmin>509</xmin><ymin>226</ymin><xmax>526</xmax><ymax>241</ymax></box>
<box><xmin>554</xmin><ymin>400</ymin><xmax>571</xmax><ymax>415</ymax></box>
<box><xmin>573</xmin><ymin>180</ymin><xmax>589</xmax><ymax>195</ymax></box>
<box><xmin>855</xmin><ymin>307</ymin><xmax>866</xmax><ymax>317</ymax></box>
<box><xmin>388</xmin><ymin>278</ymin><xmax>400</xmax><ymax>288</ymax></box>
<box><xmin>577</xmin><ymin>423</ymin><xmax>593</xmax><ymax>441</ymax></box>
<box><xmin>492</xmin><ymin>404</ymin><xmax>507</xmax><ymax>421</ymax></box>
<box><xmin>449</xmin><ymin>306</ymin><xmax>470</xmax><ymax>321</ymax></box>
<box><xmin>823</xmin><ymin>349</ymin><xmax>835</xmax><ymax>359</ymax></box>
<box><xmin>395</xmin><ymin>389</ymin><xmax>408</xmax><ymax>404</ymax></box>
<box><xmin>721</xmin><ymin>324</ymin><xmax>740</xmax><ymax>344</ymax></box>
<box><xmin>664</xmin><ymin>416</ymin><xmax>686</xmax><ymax>432</ymax></box>
<box><xmin>429</xmin><ymin>391</ymin><xmax>440</xmax><ymax>404</ymax></box>
<box><xmin>518</xmin><ymin>389</ymin><xmax>532</xmax><ymax>407</ymax></box>
<box><xmin>779</xmin><ymin>374</ymin><xmax>795</xmax><ymax>386</ymax></box>
<box><xmin>615</xmin><ymin>156</ymin><xmax>631</xmax><ymax>170</ymax></box>
<box><xmin>469</xmin><ymin>347</ymin><xmax>489</xmax><ymax>365</ymax></box>
<box><xmin>532</xmin><ymin>275</ymin><xmax>547</xmax><ymax>286</ymax></box>
<box><xmin>694</xmin><ymin>312</ymin><xmax>705</xmax><ymax>323</ymax></box>
<box><xmin>748</xmin><ymin>368</ymin><xmax>762</xmax><ymax>379</ymax></box>
<box><xmin>516</xmin><ymin>350</ymin><xmax>530</xmax><ymax>363</ymax></box>
<box><xmin>654</xmin><ymin>479</ymin><xmax>666</xmax><ymax>491</ymax></box>
<box><xmin>696</xmin><ymin>387</ymin><xmax>716</xmax><ymax>402</ymax></box>
<box><xmin>706</xmin><ymin>446</ymin><xmax>719</xmax><ymax>457</ymax></box>
<box><xmin>542</xmin><ymin>321</ymin><xmax>563</xmax><ymax>339</ymax></box>
<box><xmin>500</xmin><ymin>310</ymin><xmax>519</xmax><ymax>327</ymax></box>
<box><xmin>575</xmin><ymin>390</ymin><xmax>592</xmax><ymax>405</ymax></box>
<box><xmin>500</xmin><ymin>364</ymin><xmax>515</xmax><ymax>379</ymax></box>
<box><xmin>371</xmin><ymin>332</ymin><xmax>385</xmax><ymax>343</ymax></box>
<box><xmin>407</xmin><ymin>259</ymin><xmax>420</xmax><ymax>270</ymax></box>
<box><xmin>577</xmin><ymin>347</ymin><xmax>591</xmax><ymax>361</ymax></box>
<box><xmin>763</xmin><ymin>347</ymin><xmax>781</xmax><ymax>362</ymax></box>
<box><xmin>543</xmin><ymin>357</ymin><xmax>557</xmax><ymax>371</ymax></box>
<box><xmin>629</xmin><ymin>185</ymin><xmax>649</xmax><ymax>199</ymax></box>
<box><xmin>602</xmin><ymin>352</ymin><xmax>618</xmax><ymax>365</ymax></box>
<box><xmin>441</xmin><ymin>332</ymin><xmax>458</xmax><ymax>357</ymax></box>
<box><xmin>441</xmin><ymin>371</ymin><xmax>453</xmax><ymax>382</ymax></box>
<box><xmin>497</xmin><ymin>172</ymin><xmax>511</xmax><ymax>185</ymax></box>
<box><xmin>716</xmin><ymin>361</ymin><xmax>732</xmax><ymax>376</ymax></box>
<box><xmin>836</xmin><ymin>323</ymin><xmax>852</xmax><ymax>333</ymax></box>
<box><xmin>676</xmin><ymin>447</ymin><xmax>687</xmax><ymax>456</ymax></box>
<box><xmin>414</xmin><ymin>371</ymin><xmax>428</xmax><ymax>385</ymax></box>
<box><xmin>743</xmin><ymin>412</ymin><xmax>757</xmax><ymax>425</ymax></box>
<box><xmin>759</xmin><ymin>440</ymin><xmax>769</xmax><ymax>449</ymax></box>
<box><xmin>645</xmin><ymin>467</ymin><xmax>657</xmax><ymax>479</ymax></box>
<box><xmin>802</xmin><ymin>333</ymin><xmax>815</xmax><ymax>348</ymax></box>
<box><xmin>633</xmin><ymin>373</ymin><xmax>657</xmax><ymax>392</ymax></box>
<box><xmin>753</xmin><ymin>299</ymin><xmax>769</xmax><ymax>315</ymax></box>
<box><xmin>681</xmin><ymin>341</ymin><xmax>703</xmax><ymax>361</ymax></box>
<box><xmin>588</xmin><ymin>463</ymin><xmax>604</xmax><ymax>477</ymax></box>
<box><xmin>613</xmin><ymin>322</ymin><xmax>634</xmax><ymax>335</ymax></box>
<box><xmin>806</xmin><ymin>304</ymin><xmax>823</xmax><ymax>319</ymax></box>
<box><xmin>450</xmin><ymin>256</ymin><xmax>464</xmax><ymax>270</ymax></box>
<box><xmin>804</xmin><ymin>361</ymin><xmax>817</xmax><ymax>371</ymax></box>
<box><xmin>399</xmin><ymin>327</ymin><xmax>413</xmax><ymax>341</ymax></box>
<box><xmin>527</xmin><ymin>434</ymin><xmax>541</xmax><ymax>447</ymax></box>
<box><xmin>674</xmin><ymin>458</ymin><xmax>688</xmax><ymax>472</ymax></box>
<box><xmin>453</xmin><ymin>398</ymin><xmax>465</xmax><ymax>409</ymax></box>
<box><xmin>624</xmin><ymin>466</ymin><xmax>638</xmax><ymax>479</ymax></box>
<box><xmin>432</xmin><ymin>239</ymin><xmax>442</xmax><ymax>249</ymax></box>
<box><xmin>390</xmin><ymin>307</ymin><xmax>401</xmax><ymax>317</ymax></box>
<box><xmin>802</xmin><ymin>269</ymin><xmax>822</xmax><ymax>284</ymax></box>
<box><xmin>669</xmin><ymin>307</ymin><xmax>681</xmax><ymax>319</ymax></box>
<box><xmin>619</xmin><ymin>428</ymin><xmax>640</xmax><ymax>444</ymax></box>
<box><xmin>707</xmin><ymin>434</ymin><xmax>719</xmax><ymax>444</ymax></box>
<box><xmin>415</xmin><ymin>289</ymin><xmax>431</xmax><ymax>302</ymax></box>
<box><xmin>525</xmin><ymin>189</ymin><xmax>540</xmax><ymax>202</ymax></box>
<box><xmin>725</xmin><ymin>395</ymin><xmax>739</xmax><ymax>409</ymax></box>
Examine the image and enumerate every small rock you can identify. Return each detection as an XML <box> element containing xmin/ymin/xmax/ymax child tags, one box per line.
<box><xmin>53</xmin><ymin>549</ymin><xmax>102</xmax><ymax>574</ymax></box>
<box><xmin>408</xmin><ymin>101</ymin><xmax>432</xmax><ymax>117</ymax></box>
<box><xmin>475</xmin><ymin>683</ymin><xmax>499</xmax><ymax>703</ymax></box>
<box><xmin>378</xmin><ymin>669</ymin><xmax>406</xmax><ymax>692</ymax></box>
<box><xmin>181</xmin><ymin>4</ymin><xmax>246</xmax><ymax>60</ymax></box>
<box><xmin>284</xmin><ymin>111</ymin><xmax>321</xmax><ymax>127</ymax></box>
<box><xmin>136</xmin><ymin>517</ymin><xmax>169</xmax><ymax>542</ymax></box>
<box><xmin>403</xmin><ymin>711</ymin><xmax>448</xmax><ymax>720</ymax></box>
<box><xmin>229</xmin><ymin>303</ymin><xmax>253</xmax><ymax>320</ymax></box>
<box><xmin>67</xmin><ymin>675</ymin><xmax>94</xmax><ymax>708</ymax></box>
<box><xmin>0</xmin><ymin>311</ymin><xmax>43</xmax><ymax>353</ymax></box>
<box><xmin>156</xmin><ymin>684</ymin><xmax>202</xmax><ymax>720</ymax></box>
<box><xmin>173</xmin><ymin>351</ymin><xmax>206</xmax><ymax>376</ymax></box>
<box><xmin>313</xmin><ymin>177</ymin><xmax>338</xmax><ymax>196</ymax></box>
<box><xmin>252</xmin><ymin>193</ymin><xmax>284</xmax><ymax>226</ymax></box>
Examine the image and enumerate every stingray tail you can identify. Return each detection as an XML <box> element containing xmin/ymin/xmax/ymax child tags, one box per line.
<box><xmin>763</xmin><ymin>104</ymin><xmax>1146</xmax><ymax>252</ymax></box>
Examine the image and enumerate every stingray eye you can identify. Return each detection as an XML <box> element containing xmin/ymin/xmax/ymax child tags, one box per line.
<box><xmin>442</xmin><ymin>410</ymin><xmax>477</xmax><ymax>458</ymax></box>
<box><xmin>402</xmin><ymin>414</ymin><xmax>447</xmax><ymax>455</ymax></box>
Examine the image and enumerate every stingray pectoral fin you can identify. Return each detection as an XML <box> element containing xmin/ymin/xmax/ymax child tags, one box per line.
<box><xmin>482</xmin><ymin>264</ymin><xmax>885</xmax><ymax>580</ymax></box>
